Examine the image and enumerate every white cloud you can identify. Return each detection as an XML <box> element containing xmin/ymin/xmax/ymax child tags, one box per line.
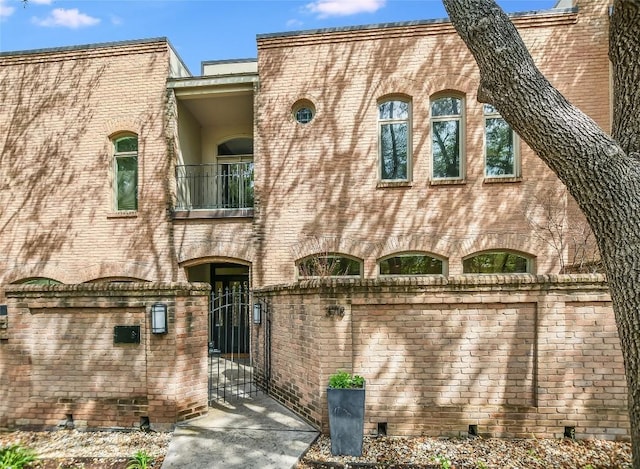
<box><xmin>32</xmin><ymin>7</ymin><xmax>100</xmax><ymax>28</ymax></box>
<box><xmin>286</xmin><ymin>18</ymin><xmax>303</xmax><ymax>28</ymax></box>
<box><xmin>30</xmin><ymin>0</ymin><xmax>53</xmax><ymax>4</ymax></box>
<box><xmin>305</xmin><ymin>0</ymin><xmax>386</xmax><ymax>18</ymax></box>
<box><xmin>110</xmin><ymin>14</ymin><xmax>122</xmax><ymax>26</ymax></box>
<box><xmin>0</xmin><ymin>0</ymin><xmax>16</xmax><ymax>19</ymax></box>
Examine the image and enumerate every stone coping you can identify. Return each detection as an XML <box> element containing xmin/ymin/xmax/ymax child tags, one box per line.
<box><xmin>255</xmin><ymin>274</ymin><xmax>609</xmax><ymax>294</ymax></box>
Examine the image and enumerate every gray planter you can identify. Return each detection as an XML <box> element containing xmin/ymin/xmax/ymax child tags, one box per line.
<box><xmin>327</xmin><ymin>386</ymin><xmax>365</xmax><ymax>456</ymax></box>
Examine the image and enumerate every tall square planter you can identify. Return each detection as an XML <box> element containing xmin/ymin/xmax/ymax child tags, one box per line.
<box><xmin>327</xmin><ymin>386</ymin><xmax>365</xmax><ymax>456</ymax></box>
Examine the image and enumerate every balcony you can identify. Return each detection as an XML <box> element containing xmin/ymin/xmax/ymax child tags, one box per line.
<box><xmin>174</xmin><ymin>162</ymin><xmax>254</xmax><ymax>218</ymax></box>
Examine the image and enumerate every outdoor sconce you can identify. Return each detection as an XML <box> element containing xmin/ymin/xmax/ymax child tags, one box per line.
<box><xmin>253</xmin><ymin>302</ymin><xmax>262</xmax><ymax>325</ymax></box>
<box><xmin>151</xmin><ymin>303</ymin><xmax>168</xmax><ymax>334</ymax></box>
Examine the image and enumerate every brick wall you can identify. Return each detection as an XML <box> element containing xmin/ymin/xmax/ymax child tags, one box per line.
<box><xmin>253</xmin><ymin>0</ymin><xmax>611</xmax><ymax>288</ymax></box>
<box><xmin>0</xmin><ymin>283</ymin><xmax>209</xmax><ymax>431</ymax></box>
<box><xmin>0</xmin><ymin>39</ymin><xmax>182</xmax><ymax>303</ymax></box>
<box><xmin>254</xmin><ymin>274</ymin><xmax>630</xmax><ymax>440</ymax></box>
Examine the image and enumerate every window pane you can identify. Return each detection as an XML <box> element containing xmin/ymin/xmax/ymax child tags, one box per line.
<box><xmin>115</xmin><ymin>137</ymin><xmax>138</xmax><ymax>153</ymax></box>
<box><xmin>432</xmin><ymin>120</ymin><xmax>460</xmax><ymax>178</ymax></box>
<box><xmin>380</xmin><ymin>255</ymin><xmax>443</xmax><ymax>275</ymax></box>
<box><xmin>116</xmin><ymin>156</ymin><xmax>138</xmax><ymax>211</ymax></box>
<box><xmin>485</xmin><ymin>118</ymin><xmax>514</xmax><ymax>176</ymax></box>
<box><xmin>431</xmin><ymin>97</ymin><xmax>461</xmax><ymax>117</ymax></box>
<box><xmin>295</xmin><ymin>107</ymin><xmax>314</xmax><ymax>124</ymax></box>
<box><xmin>463</xmin><ymin>253</ymin><xmax>529</xmax><ymax>273</ymax></box>
<box><xmin>379</xmin><ymin>100</ymin><xmax>409</xmax><ymax>120</ymax></box>
<box><xmin>298</xmin><ymin>255</ymin><xmax>361</xmax><ymax>277</ymax></box>
<box><xmin>381</xmin><ymin>122</ymin><xmax>408</xmax><ymax>180</ymax></box>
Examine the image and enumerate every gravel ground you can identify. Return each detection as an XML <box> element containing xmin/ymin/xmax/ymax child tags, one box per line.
<box><xmin>1</xmin><ymin>429</ymin><xmax>632</xmax><ymax>469</ymax></box>
<box><xmin>297</xmin><ymin>435</ymin><xmax>633</xmax><ymax>469</ymax></box>
<box><xmin>0</xmin><ymin>429</ymin><xmax>172</xmax><ymax>469</ymax></box>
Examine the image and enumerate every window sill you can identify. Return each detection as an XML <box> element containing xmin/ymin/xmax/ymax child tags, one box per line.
<box><xmin>107</xmin><ymin>211</ymin><xmax>138</xmax><ymax>219</ymax></box>
<box><xmin>430</xmin><ymin>179</ymin><xmax>466</xmax><ymax>186</ymax></box>
<box><xmin>172</xmin><ymin>208</ymin><xmax>254</xmax><ymax>219</ymax></box>
<box><xmin>376</xmin><ymin>181</ymin><xmax>413</xmax><ymax>189</ymax></box>
<box><xmin>483</xmin><ymin>176</ymin><xmax>523</xmax><ymax>184</ymax></box>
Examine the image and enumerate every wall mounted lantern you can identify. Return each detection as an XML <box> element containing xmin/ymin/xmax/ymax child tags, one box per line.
<box><xmin>253</xmin><ymin>302</ymin><xmax>262</xmax><ymax>325</ymax></box>
<box><xmin>151</xmin><ymin>303</ymin><xmax>168</xmax><ymax>334</ymax></box>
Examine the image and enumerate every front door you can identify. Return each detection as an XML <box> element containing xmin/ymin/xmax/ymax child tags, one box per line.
<box><xmin>210</xmin><ymin>263</ymin><xmax>249</xmax><ymax>355</ymax></box>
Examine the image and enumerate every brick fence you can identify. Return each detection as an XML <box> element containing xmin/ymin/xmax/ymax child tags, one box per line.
<box><xmin>0</xmin><ymin>283</ymin><xmax>210</xmax><ymax>431</ymax></box>
<box><xmin>253</xmin><ymin>274</ymin><xmax>630</xmax><ymax>440</ymax></box>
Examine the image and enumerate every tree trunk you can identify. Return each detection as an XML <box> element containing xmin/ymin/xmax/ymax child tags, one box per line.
<box><xmin>442</xmin><ymin>0</ymin><xmax>640</xmax><ymax>466</ymax></box>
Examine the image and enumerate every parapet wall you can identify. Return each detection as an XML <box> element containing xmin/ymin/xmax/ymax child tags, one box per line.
<box><xmin>253</xmin><ymin>274</ymin><xmax>630</xmax><ymax>440</ymax></box>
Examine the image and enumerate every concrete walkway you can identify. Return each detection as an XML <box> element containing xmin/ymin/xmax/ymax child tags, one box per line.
<box><xmin>161</xmin><ymin>393</ymin><xmax>319</xmax><ymax>469</ymax></box>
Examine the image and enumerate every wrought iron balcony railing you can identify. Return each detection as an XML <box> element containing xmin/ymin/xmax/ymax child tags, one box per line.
<box><xmin>175</xmin><ymin>162</ymin><xmax>254</xmax><ymax>210</ymax></box>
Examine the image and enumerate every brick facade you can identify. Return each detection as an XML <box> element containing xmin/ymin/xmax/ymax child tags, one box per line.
<box><xmin>0</xmin><ymin>283</ymin><xmax>209</xmax><ymax>430</ymax></box>
<box><xmin>0</xmin><ymin>0</ymin><xmax>628</xmax><ymax>439</ymax></box>
<box><xmin>254</xmin><ymin>275</ymin><xmax>629</xmax><ymax>440</ymax></box>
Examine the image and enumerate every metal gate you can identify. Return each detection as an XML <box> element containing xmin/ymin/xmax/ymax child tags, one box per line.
<box><xmin>208</xmin><ymin>284</ymin><xmax>257</xmax><ymax>404</ymax></box>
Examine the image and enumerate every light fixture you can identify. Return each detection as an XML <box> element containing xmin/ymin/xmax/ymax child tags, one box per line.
<box><xmin>253</xmin><ymin>302</ymin><xmax>262</xmax><ymax>325</ymax></box>
<box><xmin>151</xmin><ymin>303</ymin><xmax>168</xmax><ymax>334</ymax></box>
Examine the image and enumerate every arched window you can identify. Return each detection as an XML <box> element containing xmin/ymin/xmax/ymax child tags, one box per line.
<box><xmin>379</xmin><ymin>253</ymin><xmax>445</xmax><ymax>275</ymax></box>
<box><xmin>431</xmin><ymin>95</ymin><xmax>464</xmax><ymax>180</ymax></box>
<box><xmin>113</xmin><ymin>134</ymin><xmax>138</xmax><ymax>211</ymax></box>
<box><xmin>484</xmin><ymin>104</ymin><xmax>519</xmax><ymax>177</ymax></box>
<box><xmin>379</xmin><ymin>98</ymin><xmax>411</xmax><ymax>181</ymax></box>
<box><xmin>12</xmin><ymin>277</ymin><xmax>62</xmax><ymax>285</ymax></box>
<box><xmin>463</xmin><ymin>251</ymin><xmax>532</xmax><ymax>274</ymax></box>
<box><xmin>216</xmin><ymin>137</ymin><xmax>254</xmax><ymax>208</ymax></box>
<box><xmin>297</xmin><ymin>254</ymin><xmax>362</xmax><ymax>278</ymax></box>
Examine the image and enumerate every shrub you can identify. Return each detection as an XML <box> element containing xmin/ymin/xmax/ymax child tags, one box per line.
<box><xmin>0</xmin><ymin>444</ymin><xmax>38</xmax><ymax>469</ymax></box>
<box><xmin>328</xmin><ymin>370</ymin><xmax>365</xmax><ymax>389</ymax></box>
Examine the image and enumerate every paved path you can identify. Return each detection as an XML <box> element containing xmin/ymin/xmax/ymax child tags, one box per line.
<box><xmin>162</xmin><ymin>393</ymin><xmax>319</xmax><ymax>469</ymax></box>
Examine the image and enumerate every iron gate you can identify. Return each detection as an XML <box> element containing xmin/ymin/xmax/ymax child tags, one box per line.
<box><xmin>208</xmin><ymin>284</ymin><xmax>257</xmax><ymax>404</ymax></box>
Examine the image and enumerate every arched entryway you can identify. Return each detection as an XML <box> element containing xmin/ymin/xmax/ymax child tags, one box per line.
<box><xmin>185</xmin><ymin>261</ymin><xmax>254</xmax><ymax>402</ymax></box>
<box><xmin>186</xmin><ymin>261</ymin><xmax>249</xmax><ymax>354</ymax></box>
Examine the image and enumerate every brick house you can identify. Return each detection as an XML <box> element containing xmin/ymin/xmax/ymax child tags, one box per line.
<box><xmin>0</xmin><ymin>0</ymin><xmax>629</xmax><ymax>439</ymax></box>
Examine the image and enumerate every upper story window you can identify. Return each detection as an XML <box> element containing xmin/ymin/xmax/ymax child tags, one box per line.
<box><xmin>379</xmin><ymin>99</ymin><xmax>410</xmax><ymax>181</ymax></box>
<box><xmin>292</xmin><ymin>99</ymin><xmax>316</xmax><ymax>125</ymax></box>
<box><xmin>484</xmin><ymin>104</ymin><xmax>519</xmax><ymax>177</ymax></box>
<box><xmin>463</xmin><ymin>251</ymin><xmax>532</xmax><ymax>274</ymax></box>
<box><xmin>379</xmin><ymin>253</ymin><xmax>445</xmax><ymax>275</ymax></box>
<box><xmin>113</xmin><ymin>135</ymin><xmax>138</xmax><ymax>211</ymax></box>
<box><xmin>431</xmin><ymin>96</ymin><xmax>464</xmax><ymax>180</ymax></box>
<box><xmin>297</xmin><ymin>254</ymin><xmax>362</xmax><ymax>278</ymax></box>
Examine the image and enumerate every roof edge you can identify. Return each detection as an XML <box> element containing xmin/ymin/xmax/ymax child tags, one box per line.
<box><xmin>0</xmin><ymin>37</ymin><xmax>169</xmax><ymax>58</ymax></box>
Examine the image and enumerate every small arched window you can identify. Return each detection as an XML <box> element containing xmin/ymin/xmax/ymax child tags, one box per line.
<box><xmin>379</xmin><ymin>253</ymin><xmax>445</xmax><ymax>275</ymax></box>
<box><xmin>113</xmin><ymin>134</ymin><xmax>138</xmax><ymax>211</ymax></box>
<box><xmin>12</xmin><ymin>277</ymin><xmax>63</xmax><ymax>285</ymax></box>
<box><xmin>379</xmin><ymin>98</ymin><xmax>411</xmax><ymax>181</ymax></box>
<box><xmin>463</xmin><ymin>251</ymin><xmax>532</xmax><ymax>274</ymax></box>
<box><xmin>297</xmin><ymin>254</ymin><xmax>362</xmax><ymax>278</ymax></box>
<box><xmin>431</xmin><ymin>95</ymin><xmax>464</xmax><ymax>180</ymax></box>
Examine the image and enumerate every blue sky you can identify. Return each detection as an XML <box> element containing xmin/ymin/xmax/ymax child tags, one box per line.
<box><xmin>1</xmin><ymin>0</ymin><xmax>558</xmax><ymax>74</ymax></box>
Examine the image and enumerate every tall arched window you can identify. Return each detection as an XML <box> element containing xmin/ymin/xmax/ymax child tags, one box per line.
<box><xmin>379</xmin><ymin>98</ymin><xmax>411</xmax><ymax>181</ymax></box>
<box><xmin>216</xmin><ymin>137</ymin><xmax>254</xmax><ymax>208</ymax></box>
<box><xmin>431</xmin><ymin>96</ymin><xmax>464</xmax><ymax>180</ymax></box>
<box><xmin>484</xmin><ymin>104</ymin><xmax>519</xmax><ymax>177</ymax></box>
<box><xmin>113</xmin><ymin>135</ymin><xmax>138</xmax><ymax>211</ymax></box>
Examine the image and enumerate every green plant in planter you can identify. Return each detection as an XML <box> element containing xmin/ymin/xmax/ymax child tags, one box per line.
<box><xmin>327</xmin><ymin>370</ymin><xmax>366</xmax><ymax>456</ymax></box>
<box><xmin>328</xmin><ymin>370</ymin><xmax>365</xmax><ymax>389</ymax></box>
